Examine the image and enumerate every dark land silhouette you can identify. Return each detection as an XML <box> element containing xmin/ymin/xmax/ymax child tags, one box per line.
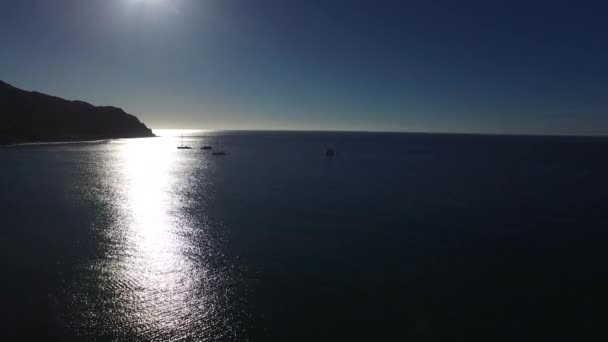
<box><xmin>0</xmin><ymin>80</ymin><xmax>154</xmax><ymax>145</ymax></box>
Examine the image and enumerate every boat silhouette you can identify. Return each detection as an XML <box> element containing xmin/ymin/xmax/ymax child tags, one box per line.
<box><xmin>200</xmin><ymin>135</ymin><xmax>212</xmax><ymax>150</ymax></box>
<box><xmin>177</xmin><ymin>133</ymin><xmax>192</xmax><ymax>149</ymax></box>
<box><xmin>212</xmin><ymin>136</ymin><xmax>227</xmax><ymax>156</ymax></box>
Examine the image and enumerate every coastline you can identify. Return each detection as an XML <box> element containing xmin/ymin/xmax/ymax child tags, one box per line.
<box><xmin>0</xmin><ymin>135</ymin><xmax>157</xmax><ymax>147</ymax></box>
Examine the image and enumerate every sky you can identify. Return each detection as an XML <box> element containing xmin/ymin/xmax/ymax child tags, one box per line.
<box><xmin>1</xmin><ymin>0</ymin><xmax>607</xmax><ymax>135</ymax></box>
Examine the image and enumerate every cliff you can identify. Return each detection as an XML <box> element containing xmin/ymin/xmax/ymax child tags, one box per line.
<box><xmin>0</xmin><ymin>80</ymin><xmax>155</xmax><ymax>144</ymax></box>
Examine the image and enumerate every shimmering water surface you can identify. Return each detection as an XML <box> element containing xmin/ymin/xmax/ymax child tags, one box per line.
<box><xmin>2</xmin><ymin>131</ymin><xmax>608</xmax><ymax>341</ymax></box>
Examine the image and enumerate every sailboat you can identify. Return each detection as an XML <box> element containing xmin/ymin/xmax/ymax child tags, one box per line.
<box><xmin>177</xmin><ymin>133</ymin><xmax>192</xmax><ymax>149</ymax></box>
<box><xmin>200</xmin><ymin>135</ymin><xmax>213</xmax><ymax>150</ymax></box>
<box><xmin>211</xmin><ymin>136</ymin><xmax>227</xmax><ymax>156</ymax></box>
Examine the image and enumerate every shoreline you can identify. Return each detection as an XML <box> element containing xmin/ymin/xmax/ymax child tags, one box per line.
<box><xmin>1</xmin><ymin>135</ymin><xmax>157</xmax><ymax>147</ymax></box>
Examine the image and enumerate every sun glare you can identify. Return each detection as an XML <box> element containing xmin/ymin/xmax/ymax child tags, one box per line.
<box><xmin>125</xmin><ymin>0</ymin><xmax>177</xmax><ymax>12</ymax></box>
<box><xmin>96</xmin><ymin>137</ymin><xmax>212</xmax><ymax>334</ymax></box>
<box><xmin>129</xmin><ymin>0</ymin><xmax>165</xmax><ymax>4</ymax></box>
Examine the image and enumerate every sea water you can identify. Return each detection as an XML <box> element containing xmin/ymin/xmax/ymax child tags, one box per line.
<box><xmin>1</xmin><ymin>131</ymin><xmax>608</xmax><ymax>341</ymax></box>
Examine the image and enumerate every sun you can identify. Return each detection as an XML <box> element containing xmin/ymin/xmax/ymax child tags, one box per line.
<box><xmin>127</xmin><ymin>0</ymin><xmax>167</xmax><ymax>6</ymax></box>
<box><xmin>126</xmin><ymin>0</ymin><xmax>179</xmax><ymax>14</ymax></box>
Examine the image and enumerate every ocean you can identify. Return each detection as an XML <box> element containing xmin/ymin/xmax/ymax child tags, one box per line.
<box><xmin>1</xmin><ymin>131</ymin><xmax>608</xmax><ymax>341</ymax></box>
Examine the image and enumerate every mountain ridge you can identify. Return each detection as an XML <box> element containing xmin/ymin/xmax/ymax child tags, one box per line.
<box><xmin>0</xmin><ymin>80</ymin><xmax>155</xmax><ymax>145</ymax></box>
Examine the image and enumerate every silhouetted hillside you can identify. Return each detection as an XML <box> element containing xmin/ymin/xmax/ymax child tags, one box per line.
<box><xmin>0</xmin><ymin>80</ymin><xmax>155</xmax><ymax>144</ymax></box>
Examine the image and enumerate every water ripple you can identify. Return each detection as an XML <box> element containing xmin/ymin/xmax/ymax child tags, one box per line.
<box><xmin>67</xmin><ymin>138</ymin><xmax>246</xmax><ymax>341</ymax></box>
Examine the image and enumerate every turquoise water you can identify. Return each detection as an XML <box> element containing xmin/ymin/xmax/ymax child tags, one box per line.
<box><xmin>1</xmin><ymin>132</ymin><xmax>608</xmax><ymax>341</ymax></box>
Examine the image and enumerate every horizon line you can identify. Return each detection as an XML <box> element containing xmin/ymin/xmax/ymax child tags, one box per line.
<box><xmin>151</xmin><ymin>128</ymin><xmax>608</xmax><ymax>139</ymax></box>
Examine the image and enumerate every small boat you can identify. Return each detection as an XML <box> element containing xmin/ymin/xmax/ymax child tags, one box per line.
<box><xmin>325</xmin><ymin>147</ymin><xmax>335</xmax><ymax>157</ymax></box>
<box><xmin>177</xmin><ymin>133</ymin><xmax>192</xmax><ymax>149</ymax></box>
<box><xmin>200</xmin><ymin>135</ymin><xmax>213</xmax><ymax>150</ymax></box>
<box><xmin>211</xmin><ymin>136</ymin><xmax>227</xmax><ymax>156</ymax></box>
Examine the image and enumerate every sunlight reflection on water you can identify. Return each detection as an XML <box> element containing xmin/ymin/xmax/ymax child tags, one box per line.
<box><xmin>72</xmin><ymin>137</ymin><xmax>241</xmax><ymax>341</ymax></box>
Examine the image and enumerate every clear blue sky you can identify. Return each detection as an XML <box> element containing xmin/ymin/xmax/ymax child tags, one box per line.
<box><xmin>1</xmin><ymin>0</ymin><xmax>607</xmax><ymax>134</ymax></box>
